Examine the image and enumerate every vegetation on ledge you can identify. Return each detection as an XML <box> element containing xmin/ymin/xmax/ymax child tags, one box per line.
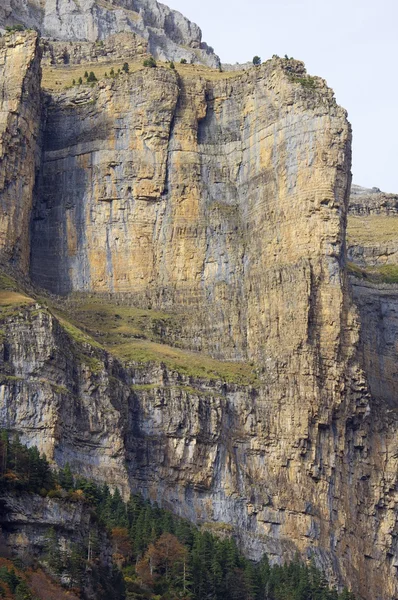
<box><xmin>347</xmin><ymin>262</ymin><xmax>398</xmax><ymax>284</ymax></box>
<box><xmin>51</xmin><ymin>296</ymin><xmax>258</xmax><ymax>385</ymax></box>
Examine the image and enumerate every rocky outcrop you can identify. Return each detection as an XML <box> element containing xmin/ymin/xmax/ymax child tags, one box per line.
<box><xmin>347</xmin><ymin>185</ymin><xmax>398</xmax><ymax>409</ymax></box>
<box><xmin>0</xmin><ymin>301</ymin><xmax>130</xmax><ymax>492</ymax></box>
<box><xmin>350</xmin><ymin>184</ymin><xmax>398</xmax><ymax>216</ymax></box>
<box><xmin>0</xmin><ymin>0</ymin><xmax>220</xmax><ymax>67</ymax></box>
<box><xmin>351</xmin><ymin>280</ymin><xmax>398</xmax><ymax>406</ymax></box>
<box><xmin>0</xmin><ymin>30</ymin><xmax>41</xmax><ymax>273</ymax></box>
<box><xmin>347</xmin><ymin>185</ymin><xmax>398</xmax><ymax>268</ymax></box>
<box><xmin>0</xmin><ymin>292</ymin><xmax>397</xmax><ymax>600</ymax></box>
<box><xmin>31</xmin><ymin>58</ymin><xmax>352</xmax><ymax>368</ymax></box>
<box><xmin>41</xmin><ymin>31</ymin><xmax>148</xmax><ymax>67</ymax></box>
<box><xmin>0</xmin><ymin>19</ymin><xmax>397</xmax><ymax>600</ymax></box>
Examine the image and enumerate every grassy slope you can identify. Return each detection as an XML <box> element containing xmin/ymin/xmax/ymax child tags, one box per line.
<box><xmin>347</xmin><ymin>262</ymin><xmax>398</xmax><ymax>284</ymax></box>
<box><xmin>0</xmin><ymin>272</ymin><xmax>257</xmax><ymax>384</ymax></box>
<box><xmin>52</xmin><ymin>296</ymin><xmax>258</xmax><ymax>384</ymax></box>
<box><xmin>347</xmin><ymin>215</ymin><xmax>398</xmax><ymax>283</ymax></box>
<box><xmin>347</xmin><ymin>215</ymin><xmax>398</xmax><ymax>245</ymax></box>
<box><xmin>42</xmin><ymin>60</ymin><xmax>243</xmax><ymax>92</ymax></box>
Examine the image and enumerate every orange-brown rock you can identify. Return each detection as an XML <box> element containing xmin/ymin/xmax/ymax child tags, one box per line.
<box><xmin>0</xmin><ymin>31</ymin><xmax>41</xmax><ymax>273</ymax></box>
<box><xmin>0</xmin><ymin>28</ymin><xmax>397</xmax><ymax>600</ymax></box>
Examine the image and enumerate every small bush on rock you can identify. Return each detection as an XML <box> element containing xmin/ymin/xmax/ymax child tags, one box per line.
<box><xmin>143</xmin><ymin>57</ymin><xmax>157</xmax><ymax>68</ymax></box>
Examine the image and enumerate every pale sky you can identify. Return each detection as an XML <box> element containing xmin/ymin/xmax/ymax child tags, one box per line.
<box><xmin>168</xmin><ymin>0</ymin><xmax>398</xmax><ymax>193</ymax></box>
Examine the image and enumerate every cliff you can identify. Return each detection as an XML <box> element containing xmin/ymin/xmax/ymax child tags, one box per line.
<box><xmin>0</xmin><ymin>0</ymin><xmax>220</xmax><ymax>67</ymax></box>
<box><xmin>346</xmin><ymin>185</ymin><xmax>398</xmax><ymax>411</ymax></box>
<box><xmin>0</xmin><ymin>30</ymin><xmax>41</xmax><ymax>273</ymax></box>
<box><xmin>0</xmin><ymin>15</ymin><xmax>397</xmax><ymax>600</ymax></box>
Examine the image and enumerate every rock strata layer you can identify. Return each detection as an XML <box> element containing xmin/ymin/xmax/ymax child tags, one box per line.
<box><xmin>0</xmin><ymin>31</ymin><xmax>41</xmax><ymax>273</ymax></box>
<box><xmin>0</xmin><ymin>20</ymin><xmax>397</xmax><ymax>600</ymax></box>
<box><xmin>0</xmin><ymin>0</ymin><xmax>220</xmax><ymax>67</ymax></box>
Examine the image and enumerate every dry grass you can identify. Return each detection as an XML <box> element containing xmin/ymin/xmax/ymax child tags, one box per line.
<box><xmin>0</xmin><ymin>291</ymin><xmax>34</xmax><ymax>307</ymax></box>
<box><xmin>347</xmin><ymin>262</ymin><xmax>398</xmax><ymax>284</ymax></box>
<box><xmin>51</xmin><ymin>295</ymin><xmax>257</xmax><ymax>384</ymax></box>
<box><xmin>42</xmin><ymin>59</ymin><xmax>244</xmax><ymax>91</ymax></box>
<box><xmin>41</xmin><ymin>60</ymin><xmax>144</xmax><ymax>91</ymax></box>
<box><xmin>0</xmin><ymin>558</ymin><xmax>80</xmax><ymax>600</ymax></box>
<box><xmin>347</xmin><ymin>216</ymin><xmax>398</xmax><ymax>245</ymax></box>
<box><xmin>111</xmin><ymin>338</ymin><xmax>257</xmax><ymax>384</ymax></box>
<box><xmin>29</xmin><ymin>568</ymin><xmax>81</xmax><ymax>600</ymax></box>
<box><xmin>175</xmin><ymin>63</ymin><xmax>244</xmax><ymax>81</ymax></box>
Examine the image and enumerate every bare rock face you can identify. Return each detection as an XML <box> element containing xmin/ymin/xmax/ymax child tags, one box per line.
<box><xmin>350</xmin><ymin>184</ymin><xmax>398</xmax><ymax>216</ymax></box>
<box><xmin>0</xmin><ymin>30</ymin><xmax>41</xmax><ymax>273</ymax></box>
<box><xmin>347</xmin><ymin>185</ymin><xmax>398</xmax><ymax>410</ymax></box>
<box><xmin>0</xmin><ymin>0</ymin><xmax>220</xmax><ymax>67</ymax></box>
<box><xmin>31</xmin><ymin>58</ymin><xmax>352</xmax><ymax>369</ymax></box>
<box><xmin>0</xmin><ymin>23</ymin><xmax>397</xmax><ymax>600</ymax></box>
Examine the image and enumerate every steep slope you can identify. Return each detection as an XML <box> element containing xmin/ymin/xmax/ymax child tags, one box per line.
<box><xmin>347</xmin><ymin>185</ymin><xmax>398</xmax><ymax>407</ymax></box>
<box><xmin>0</xmin><ymin>30</ymin><xmax>41</xmax><ymax>273</ymax></box>
<box><xmin>0</xmin><ymin>0</ymin><xmax>220</xmax><ymax>67</ymax></box>
<box><xmin>0</xmin><ymin>19</ymin><xmax>397</xmax><ymax>600</ymax></box>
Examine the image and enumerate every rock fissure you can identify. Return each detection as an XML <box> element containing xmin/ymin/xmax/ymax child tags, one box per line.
<box><xmin>0</xmin><ymin>13</ymin><xmax>396</xmax><ymax>600</ymax></box>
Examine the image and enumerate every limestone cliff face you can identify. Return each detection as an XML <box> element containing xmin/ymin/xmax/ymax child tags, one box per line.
<box><xmin>0</xmin><ymin>30</ymin><xmax>41</xmax><ymax>273</ymax></box>
<box><xmin>0</xmin><ymin>0</ymin><xmax>220</xmax><ymax>67</ymax></box>
<box><xmin>0</xmin><ymin>24</ymin><xmax>397</xmax><ymax>600</ymax></box>
<box><xmin>1</xmin><ymin>294</ymin><xmax>397</xmax><ymax>600</ymax></box>
<box><xmin>31</xmin><ymin>59</ymin><xmax>352</xmax><ymax>369</ymax></box>
<box><xmin>347</xmin><ymin>185</ymin><xmax>398</xmax><ymax>410</ymax></box>
<box><xmin>348</xmin><ymin>184</ymin><xmax>398</xmax><ymax>267</ymax></box>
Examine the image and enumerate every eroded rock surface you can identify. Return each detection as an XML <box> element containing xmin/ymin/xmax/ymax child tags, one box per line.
<box><xmin>347</xmin><ymin>185</ymin><xmax>398</xmax><ymax>410</ymax></box>
<box><xmin>0</xmin><ymin>19</ymin><xmax>397</xmax><ymax>600</ymax></box>
<box><xmin>0</xmin><ymin>0</ymin><xmax>220</xmax><ymax>67</ymax></box>
<box><xmin>0</xmin><ymin>31</ymin><xmax>41</xmax><ymax>272</ymax></box>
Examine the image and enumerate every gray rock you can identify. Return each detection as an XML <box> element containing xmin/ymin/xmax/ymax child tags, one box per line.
<box><xmin>0</xmin><ymin>0</ymin><xmax>221</xmax><ymax>67</ymax></box>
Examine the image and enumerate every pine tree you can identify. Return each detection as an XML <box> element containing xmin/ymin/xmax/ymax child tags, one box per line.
<box><xmin>59</xmin><ymin>463</ymin><xmax>74</xmax><ymax>491</ymax></box>
<box><xmin>44</xmin><ymin>528</ymin><xmax>64</xmax><ymax>574</ymax></box>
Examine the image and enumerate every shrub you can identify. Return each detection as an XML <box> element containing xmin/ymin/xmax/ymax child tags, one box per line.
<box><xmin>5</xmin><ymin>24</ymin><xmax>26</xmax><ymax>33</ymax></box>
<box><xmin>84</xmin><ymin>70</ymin><xmax>88</xmax><ymax>78</ymax></box>
<box><xmin>122</xmin><ymin>62</ymin><xmax>129</xmax><ymax>73</ymax></box>
<box><xmin>169</xmin><ymin>61</ymin><xmax>175</xmax><ymax>70</ymax></box>
<box><xmin>78</xmin><ymin>77</ymin><xmax>83</xmax><ymax>85</ymax></box>
<box><xmin>252</xmin><ymin>55</ymin><xmax>261</xmax><ymax>65</ymax></box>
<box><xmin>72</xmin><ymin>79</ymin><xmax>75</xmax><ymax>85</ymax></box>
<box><xmin>143</xmin><ymin>57</ymin><xmax>157</xmax><ymax>68</ymax></box>
<box><xmin>180</xmin><ymin>58</ymin><xmax>187</xmax><ymax>64</ymax></box>
<box><xmin>87</xmin><ymin>71</ymin><xmax>97</xmax><ymax>82</ymax></box>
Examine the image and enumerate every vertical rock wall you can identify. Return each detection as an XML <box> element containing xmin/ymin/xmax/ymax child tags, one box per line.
<box><xmin>0</xmin><ymin>32</ymin><xmax>397</xmax><ymax>600</ymax></box>
<box><xmin>0</xmin><ymin>31</ymin><xmax>41</xmax><ymax>273</ymax></box>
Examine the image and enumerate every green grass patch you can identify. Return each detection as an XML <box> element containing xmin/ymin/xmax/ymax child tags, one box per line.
<box><xmin>288</xmin><ymin>75</ymin><xmax>317</xmax><ymax>88</ymax></box>
<box><xmin>112</xmin><ymin>339</ymin><xmax>258</xmax><ymax>385</ymax></box>
<box><xmin>347</xmin><ymin>262</ymin><xmax>398</xmax><ymax>284</ymax></box>
<box><xmin>54</xmin><ymin>312</ymin><xmax>103</xmax><ymax>349</ymax></box>
<box><xmin>48</xmin><ymin>295</ymin><xmax>257</xmax><ymax>385</ymax></box>
<box><xmin>0</xmin><ymin>272</ymin><xmax>19</xmax><ymax>291</ymax></box>
<box><xmin>0</xmin><ymin>271</ymin><xmax>34</xmax><ymax>320</ymax></box>
<box><xmin>55</xmin><ymin>296</ymin><xmax>176</xmax><ymax>345</ymax></box>
<box><xmin>0</xmin><ymin>375</ymin><xmax>23</xmax><ymax>384</ymax></box>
